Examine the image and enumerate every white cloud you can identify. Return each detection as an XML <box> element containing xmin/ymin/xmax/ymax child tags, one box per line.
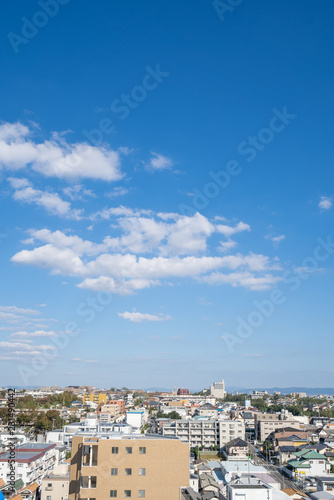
<box><xmin>9</xmin><ymin>178</ymin><xmax>82</xmax><ymax>219</ymax></box>
<box><xmin>63</xmin><ymin>185</ymin><xmax>95</xmax><ymax>200</ymax></box>
<box><xmin>198</xmin><ymin>271</ymin><xmax>282</xmax><ymax>291</ymax></box>
<box><xmin>78</xmin><ymin>277</ymin><xmax>160</xmax><ymax>295</ymax></box>
<box><xmin>10</xmin><ymin>212</ymin><xmax>281</xmax><ymax>292</ymax></box>
<box><xmin>9</xmin><ymin>330</ymin><xmax>57</xmax><ymax>339</ymax></box>
<box><xmin>146</xmin><ymin>152</ymin><xmax>174</xmax><ymax>171</ymax></box>
<box><xmin>118</xmin><ymin>311</ymin><xmax>172</xmax><ymax>323</ymax></box>
<box><xmin>0</xmin><ymin>305</ymin><xmax>40</xmax><ymax>315</ymax></box>
<box><xmin>106</xmin><ymin>187</ymin><xmax>129</xmax><ymax>198</ymax></box>
<box><xmin>218</xmin><ymin>240</ymin><xmax>238</xmax><ymax>253</ymax></box>
<box><xmin>216</xmin><ymin>221</ymin><xmax>251</xmax><ymax>236</ymax></box>
<box><xmin>319</xmin><ymin>196</ymin><xmax>332</xmax><ymax>210</ymax></box>
<box><xmin>0</xmin><ymin>341</ymin><xmax>54</xmax><ymax>352</ymax></box>
<box><xmin>0</xmin><ymin>121</ymin><xmax>123</xmax><ymax>181</ymax></box>
<box><xmin>265</xmin><ymin>234</ymin><xmax>286</xmax><ymax>245</ymax></box>
<box><xmin>243</xmin><ymin>353</ymin><xmax>262</xmax><ymax>357</ymax></box>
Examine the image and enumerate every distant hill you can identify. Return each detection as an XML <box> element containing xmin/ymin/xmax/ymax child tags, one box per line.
<box><xmin>226</xmin><ymin>387</ymin><xmax>334</xmax><ymax>396</ymax></box>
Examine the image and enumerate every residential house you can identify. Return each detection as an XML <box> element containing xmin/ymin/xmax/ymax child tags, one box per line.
<box><xmin>286</xmin><ymin>450</ymin><xmax>331</xmax><ymax>479</ymax></box>
<box><xmin>222</xmin><ymin>438</ymin><xmax>249</xmax><ymax>461</ymax></box>
<box><xmin>315</xmin><ymin>475</ymin><xmax>334</xmax><ymax>493</ymax></box>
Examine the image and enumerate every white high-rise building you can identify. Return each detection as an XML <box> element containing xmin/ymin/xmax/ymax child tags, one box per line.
<box><xmin>210</xmin><ymin>379</ymin><xmax>226</xmax><ymax>399</ymax></box>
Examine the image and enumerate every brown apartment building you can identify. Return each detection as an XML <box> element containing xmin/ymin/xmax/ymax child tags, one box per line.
<box><xmin>69</xmin><ymin>434</ymin><xmax>189</xmax><ymax>500</ymax></box>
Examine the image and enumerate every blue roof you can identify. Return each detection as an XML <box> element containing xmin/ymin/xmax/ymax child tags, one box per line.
<box><xmin>0</xmin><ymin>451</ymin><xmax>42</xmax><ymax>461</ymax></box>
<box><xmin>206</xmin><ymin>460</ymin><xmax>222</xmax><ymax>469</ymax></box>
<box><xmin>212</xmin><ymin>470</ymin><xmax>225</xmax><ymax>483</ymax></box>
<box><xmin>17</xmin><ymin>443</ymin><xmax>54</xmax><ymax>450</ymax></box>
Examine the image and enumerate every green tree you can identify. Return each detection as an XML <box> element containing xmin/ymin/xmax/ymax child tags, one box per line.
<box><xmin>167</xmin><ymin>411</ymin><xmax>182</xmax><ymax>419</ymax></box>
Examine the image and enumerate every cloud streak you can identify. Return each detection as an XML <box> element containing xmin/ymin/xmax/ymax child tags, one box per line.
<box><xmin>118</xmin><ymin>311</ymin><xmax>172</xmax><ymax>323</ymax></box>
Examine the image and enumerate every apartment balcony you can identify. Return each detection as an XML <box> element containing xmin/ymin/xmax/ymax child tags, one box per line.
<box><xmin>81</xmin><ymin>476</ymin><xmax>97</xmax><ymax>489</ymax></box>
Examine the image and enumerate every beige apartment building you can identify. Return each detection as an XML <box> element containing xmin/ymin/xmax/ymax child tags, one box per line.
<box><xmin>41</xmin><ymin>464</ymin><xmax>69</xmax><ymax>500</ymax></box>
<box><xmin>254</xmin><ymin>413</ymin><xmax>299</xmax><ymax>442</ymax></box>
<box><xmin>69</xmin><ymin>434</ymin><xmax>189</xmax><ymax>500</ymax></box>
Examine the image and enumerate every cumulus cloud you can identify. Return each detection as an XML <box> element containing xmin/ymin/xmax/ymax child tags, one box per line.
<box><xmin>146</xmin><ymin>152</ymin><xmax>174</xmax><ymax>171</ymax></box>
<box><xmin>10</xmin><ymin>211</ymin><xmax>281</xmax><ymax>293</ymax></box>
<box><xmin>0</xmin><ymin>121</ymin><xmax>123</xmax><ymax>181</ymax></box>
<box><xmin>319</xmin><ymin>196</ymin><xmax>332</xmax><ymax>210</ymax></box>
<box><xmin>216</xmin><ymin>221</ymin><xmax>251</xmax><ymax>237</ymax></box>
<box><xmin>9</xmin><ymin>178</ymin><xmax>82</xmax><ymax>219</ymax></box>
<box><xmin>118</xmin><ymin>311</ymin><xmax>172</xmax><ymax>323</ymax></box>
<box><xmin>218</xmin><ymin>240</ymin><xmax>238</xmax><ymax>253</ymax></box>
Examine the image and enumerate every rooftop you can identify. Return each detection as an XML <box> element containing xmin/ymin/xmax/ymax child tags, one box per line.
<box><xmin>0</xmin><ymin>451</ymin><xmax>44</xmax><ymax>462</ymax></box>
<box><xmin>75</xmin><ymin>432</ymin><xmax>182</xmax><ymax>441</ymax></box>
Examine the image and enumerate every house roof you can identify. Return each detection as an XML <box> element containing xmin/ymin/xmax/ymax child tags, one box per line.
<box><xmin>275</xmin><ymin>427</ymin><xmax>305</xmax><ymax>433</ymax></box>
<box><xmin>25</xmin><ymin>482</ymin><xmax>39</xmax><ymax>493</ymax></box>
<box><xmin>206</xmin><ymin>460</ymin><xmax>222</xmax><ymax>469</ymax></box>
<box><xmin>287</xmin><ymin>460</ymin><xmax>311</xmax><ymax>468</ymax></box>
<box><xmin>1</xmin><ymin>479</ymin><xmax>24</xmax><ymax>491</ymax></box>
<box><xmin>277</xmin><ymin>435</ymin><xmax>307</xmax><ymax>442</ymax></box>
<box><xmin>279</xmin><ymin>446</ymin><xmax>297</xmax><ymax>452</ymax></box>
<box><xmin>202</xmin><ymin>493</ymin><xmax>219</xmax><ymax>500</ymax></box>
<box><xmin>0</xmin><ymin>451</ymin><xmax>44</xmax><ymax>463</ymax></box>
<box><xmin>315</xmin><ymin>476</ymin><xmax>334</xmax><ymax>484</ymax></box>
<box><xmin>309</xmin><ymin>492</ymin><xmax>334</xmax><ymax>500</ymax></box>
<box><xmin>298</xmin><ymin>450</ymin><xmax>327</xmax><ymax>460</ymax></box>
<box><xmin>225</xmin><ymin>438</ymin><xmax>248</xmax><ymax>448</ymax></box>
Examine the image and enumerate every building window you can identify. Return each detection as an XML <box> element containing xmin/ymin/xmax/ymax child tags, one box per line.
<box><xmin>138</xmin><ymin>491</ymin><xmax>145</xmax><ymax>498</ymax></box>
<box><xmin>125</xmin><ymin>447</ymin><xmax>132</xmax><ymax>454</ymax></box>
<box><xmin>48</xmin><ymin>484</ymin><xmax>52</xmax><ymax>487</ymax></box>
<box><xmin>110</xmin><ymin>491</ymin><xmax>117</xmax><ymax>497</ymax></box>
<box><xmin>124</xmin><ymin>491</ymin><xmax>131</xmax><ymax>498</ymax></box>
<box><xmin>111</xmin><ymin>468</ymin><xmax>118</xmax><ymax>476</ymax></box>
<box><xmin>139</xmin><ymin>468</ymin><xmax>146</xmax><ymax>476</ymax></box>
<box><xmin>125</xmin><ymin>468</ymin><xmax>132</xmax><ymax>476</ymax></box>
<box><xmin>139</xmin><ymin>447</ymin><xmax>146</xmax><ymax>454</ymax></box>
<box><xmin>112</xmin><ymin>447</ymin><xmax>119</xmax><ymax>454</ymax></box>
<box><xmin>47</xmin><ymin>497</ymin><xmax>51</xmax><ymax>500</ymax></box>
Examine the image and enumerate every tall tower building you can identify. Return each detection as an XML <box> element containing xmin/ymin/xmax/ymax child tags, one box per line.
<box><xmin>210</xmin><ymin>378</ymin><xmax>226</xmax><ymax>399</ymax></box>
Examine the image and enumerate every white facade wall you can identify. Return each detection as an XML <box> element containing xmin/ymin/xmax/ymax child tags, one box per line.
<box><xmin>126</xmin><ymin>411</ymin><xmax>145</xmax><ymax>429</ymax></box>
<box><xmin>218</xmin><ymin>420</ymin><xmax>245</xmax><ymax>447</ymax></box>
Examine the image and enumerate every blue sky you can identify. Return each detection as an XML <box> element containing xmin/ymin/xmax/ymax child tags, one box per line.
<box><xmin>0</xmin><ymin>0</ymin><xmax>334</xmax><ymax>390</ymax></box>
